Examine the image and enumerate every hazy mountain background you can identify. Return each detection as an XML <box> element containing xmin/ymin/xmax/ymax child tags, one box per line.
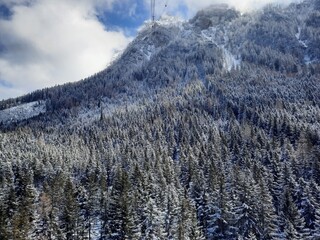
<box><xmin>0</xmin><ymin>0</ymin><xmax>319</xmax><ymax>239</ymax></box>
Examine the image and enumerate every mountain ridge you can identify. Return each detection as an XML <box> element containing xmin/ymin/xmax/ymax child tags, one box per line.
<box><xmin>0</xmin><ymin>1</ymin><xmax>320</xmax><ymax>239</ymax></box>
<box><xmin>0</xmin><ymin>0</ymin><xmax>319</xmax><ymax>129</ymax></box>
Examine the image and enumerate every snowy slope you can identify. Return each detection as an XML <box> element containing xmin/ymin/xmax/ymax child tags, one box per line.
<box><xmin>0</xmin><ymin>101</ymin><xmax>46</xmax><ymax>123</ymax></box>
<box><xmin>201</xmin><ymin>27</ymin><xmax>241</xmax><ymax>71</ymax></box>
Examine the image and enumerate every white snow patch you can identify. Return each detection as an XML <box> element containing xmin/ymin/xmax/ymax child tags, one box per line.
<box><xmin>142</xmin><ymin>44</ymin><xmax>156</xmax><ymax>61</ymax></box>
<box><xmin>304</xmin><ymin>55</ymin><xmax>314</xmax><ymax>65</ymax></box>
<box><xmin>157</xmin><ymin>15</ymin><xmax>185</xmax><ymax>29</ymax></box>
<box><xmin>74</xmin><ymin>97</ymin><xmax>150</xmax><ymax>127</ymax></box>
<box><xmin>181</xmin><ymin>29</ymin><xmax>193</xmax><ymax>39</ymax></box>
<box><xmin>295</xmin><ymin>27</ymin><xmax>301</xmax><ymax>40</ymax></box>
<box><xmin>222</xmin><ymin>47</ymin><xmax>241</xmax><ymax>71</ymax></box>
<box><xmin>201</xmin><ymin>31</ymin><xmax>213</xmax><ymax>42</ymax></box>
<box><xmin>295</xmin><ymin>27</ymin><xmax>308</xmax><ymax>48</ymax></box>
<box><xmin>201</xmin><ymin>28</ymin><xmax>217</xmax><ymax>42</ymax></box>
<box><xmin>0</xmin><ymin>101</ymin><xmax>46</xmax><ymax>123</ymax></box>
<box><xmin>299</xmin><ymin>39</ymin><xmax>308</xmax><ymax>48</ymax></box>
<box><xmin>139</xmin><ymin>15</ymin><xmax>185</xmax><ymax>33</ymax></box>
<box><xmin>296</xmin><ymin>27</ymin><xmax>314</xmax><ymax>64</ymax></box>
<box><xmin>201</xmin><ymin>28</ymin><xmax>241</xmax><ymax>71</ymax></box>
<box><xmin>91</xmin><ymin>219</ymin><xmax>102</xmax><ymax>240</ymax></box>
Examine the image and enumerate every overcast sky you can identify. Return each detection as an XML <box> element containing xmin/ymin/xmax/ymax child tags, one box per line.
<box><xmin>0</xmin><ymin>0</ymin><xmax>299</xmax><ymax>100</ymax></box>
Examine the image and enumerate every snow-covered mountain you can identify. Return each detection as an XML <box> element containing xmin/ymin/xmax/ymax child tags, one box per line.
<box><xmin>0</xmin><ymin>0</ymin><xmax>319</xmax><ymax>127</ymax></box>
<box><xmin>0</xmin><ymin>1</ymin><xmax>320</xmax><ymax>239</ymax></box>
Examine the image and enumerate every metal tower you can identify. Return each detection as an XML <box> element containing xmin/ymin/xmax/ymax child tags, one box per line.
<box><xmin>151</xmin><ymin>0</ymin><xmax>155</xmax><ymax>22</ymax></box>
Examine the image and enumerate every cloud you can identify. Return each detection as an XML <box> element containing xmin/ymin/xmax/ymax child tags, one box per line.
<box><xmin>184</xmin><ymin>0</ymin><xmax>300</xmax><ymax>14</ymax></box>
<box><xmin>0</xmin><ymin>0</ymin><xmax>130</xmax><ymax>100</ymax></box>
<box><xmin>143</xmin><ymin>0</ymin><xmax>300</xmax><ymax>19</ymax></box>
<box><xmin>0</xmin><ymin>86</ymin><xmax>24</xmax><ymax>101</ymax></box>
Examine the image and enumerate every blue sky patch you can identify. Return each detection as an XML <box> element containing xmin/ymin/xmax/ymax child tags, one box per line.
<box><xmin>0</xmin><ymin>79</ymin><xmax>13</xmax><ymax>88</ymax></box>
<box><xmin>0</xmin><ymin>4</ymin><xmax>13</xmax><ymax>20</ymax></box>
<box><xmin>98</xmin><ymin>0</ymin><xmax>149</xmax><ymax>36</ymax></box>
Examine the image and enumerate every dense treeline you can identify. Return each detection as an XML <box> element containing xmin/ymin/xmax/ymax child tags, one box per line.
<box><xmin>1</xmin><ymin>0</ymin><xmax>320</xmax><ymax>239</ymax></box>
<box><xmin>1</xmin><ymin>65</ymin><xmax>320</xmax><ymax>239</ymax></box>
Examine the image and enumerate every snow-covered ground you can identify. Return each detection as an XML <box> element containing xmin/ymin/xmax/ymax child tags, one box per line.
<box><xmin>201</xmin><ymin>27</ymin><xmax>241</xmax><ymax>71</ymax></box>
<box><xmin>295</xmin><ymin>27</ymin><xmax>308</xmax><ymax>48</ymax></box>
<box><xmin>304</xmin><ymin>54</ymin><xmax>313</xmax><ymax>65</ymax></box>
<box><xmin>143</xmin><ymin>15</ymin><xmax>185</xmax><ymax>29</ymax></box>
<box><xmin>222</xmin><ymin>47</ymin><xmax>241</xmax><ymax>71</ymax></box>
<box><xmin>295</xmin><ymin>26</ymin><xmax>313</xmax><ymax>64</ymax></box>
<box><xmin>141</xmin><ymin>44</ymin><xmax>156</xmax><ymax>61</ymax></box>
<box><xmin>0</xmin><ymin>101</ymin><xmax>46</xmax><ymax>123</ymax></box>
<box><xmin>157</xmin><ymin>14</ymin><xmax>184</xmax><ymax>27</ymax></box>
<box><xmin>138</xmin><ymin>15</ymin><xmax>185</xmax><ymax>62</ymax></box>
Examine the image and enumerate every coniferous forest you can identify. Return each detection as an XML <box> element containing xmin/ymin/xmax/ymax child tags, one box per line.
<box><xmin>0</xmin><ymin>0</ymin><xmax>320</xmax><ymax>239</ymax></box>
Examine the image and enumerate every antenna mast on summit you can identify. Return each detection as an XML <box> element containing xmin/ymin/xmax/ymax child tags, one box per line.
<box><xmin>151</xmin><ymin>0</ymin><xmax>155</xmax><ymax>22</ymax></box>
<box><xmin>151</xmin><ymin>0</ymin><xmax>168</xmax><ymax>23</ymax></box>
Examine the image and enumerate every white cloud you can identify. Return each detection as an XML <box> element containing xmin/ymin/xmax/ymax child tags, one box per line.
<box><xmin>128</xmin><ymin>3</ymin><xmax>138</xmax><ymax>17</ymax></box>
<box><xmin>183</xmin><ymin>0</ymin><xmax>300</xmax><ymax>14</ymax></box>
<box><xmin>144</xmin><ymin>0</ymin><xmax>300</xmax><ymax>19</ymax></box>
<box><xmin>0</xmin><ymin>0</ymin><xmax>130</xmax><ymax>100</ymax></box>
<box><xmin>0</xmin><ymin>86</ymin><xmax>25</xmax><ymax>100</ymax></box>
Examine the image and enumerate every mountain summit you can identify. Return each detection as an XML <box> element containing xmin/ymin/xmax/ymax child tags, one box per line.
<box><xmin>0</xmin><ymin>1</ymin><xmax>320</xmax><ymax>239</ymax></box>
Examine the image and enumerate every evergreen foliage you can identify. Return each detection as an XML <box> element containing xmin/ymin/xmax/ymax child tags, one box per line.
<box><xmin>0</xmin><ymin>0</ymin><xmax>320</xmax><ymax>239</ymax></box>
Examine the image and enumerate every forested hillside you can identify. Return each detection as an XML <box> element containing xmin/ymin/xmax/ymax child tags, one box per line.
<box><xmin>0</xmin><ymin>0</ymin><xmax>320</xmax><ymax>239</ymax></box>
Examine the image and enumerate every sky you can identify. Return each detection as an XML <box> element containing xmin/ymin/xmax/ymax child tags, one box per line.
<box><xmin>0</xmin><ymin>0</ymin><xmax>299</xmax><ymax>100</ymax></box>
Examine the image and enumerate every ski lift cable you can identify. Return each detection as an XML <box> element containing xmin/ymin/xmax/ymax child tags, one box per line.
<box><xmin>151</xmin><ymin>0</ymin><xmax>155</xmax><ymax>22</ymax></box>
<box><xmin>151</xmin><ymin>0</ymin><xmax>169</xmax><ymax>22</ymax></box>
<box><xmin>158</xmin><ymin>0</ymin><xmax>169</xmax><ymax>20</ymax></box>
